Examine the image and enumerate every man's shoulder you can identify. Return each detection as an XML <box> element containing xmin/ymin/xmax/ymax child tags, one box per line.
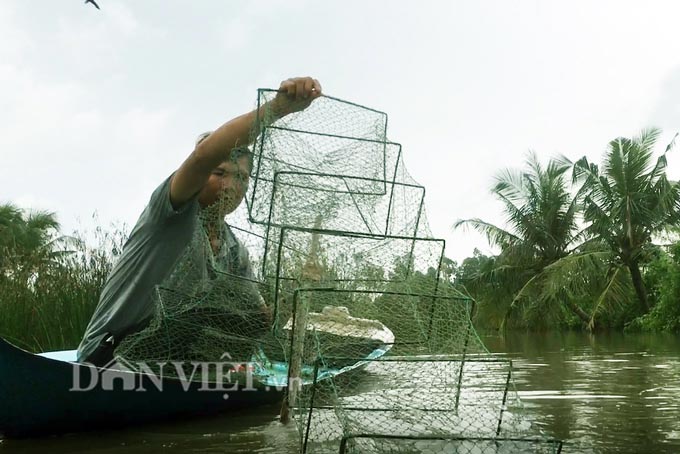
<box><xmin>135</xmin><ymin>175</ymin><xmax>200</xmax><ymax>229</ymax></box>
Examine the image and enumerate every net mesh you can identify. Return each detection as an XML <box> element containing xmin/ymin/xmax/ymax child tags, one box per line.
<box><xmin>113</xmin><ymin>90</ymin><xmax>562</xmax><ymax>453</ymax></box>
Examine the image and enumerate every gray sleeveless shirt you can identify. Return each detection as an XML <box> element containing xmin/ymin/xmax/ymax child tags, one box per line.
<box><xmin>77</xmin><ymin>175</ymin><xmax>254</xmax><ymax>362</ymax></box>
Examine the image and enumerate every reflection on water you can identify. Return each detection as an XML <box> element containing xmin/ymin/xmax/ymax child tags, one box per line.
<box><xmin>482</xmin><ymin>331</ymin><xmax>680</xmax><ymax>454</ymax></box>
<box><xmin>1</xmin><ymin>332</ymin><xmax>678</xmax><ymax>453</ymax></box>
<box><xmin>0</xmin><ymin>403</ymin><xmax>301</xmax><ymax>453</ymax></box>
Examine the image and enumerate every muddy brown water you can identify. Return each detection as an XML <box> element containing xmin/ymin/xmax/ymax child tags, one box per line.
<box><xmin>1</xmin><ymin>331</ymin><xmax>678</xmax><ymax>453</ymax></box>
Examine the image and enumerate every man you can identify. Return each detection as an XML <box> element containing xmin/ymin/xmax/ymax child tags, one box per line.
<box><xmin>77</xmin><ymin>77</ymin><xmax>322</xmax><ymax>366</ymax></box>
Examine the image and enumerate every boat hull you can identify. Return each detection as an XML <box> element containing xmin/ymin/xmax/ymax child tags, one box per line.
<box><xmin>0</xmin><ymin>337</ymin><xmax>284</xmax><ymax>438</ymax></box>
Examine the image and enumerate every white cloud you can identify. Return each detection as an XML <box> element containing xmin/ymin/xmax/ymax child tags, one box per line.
<box><xmin>2</xmin><ymin>0</ymin><xmax>680</xmax><ymax>262</ymax></box>
<box><xmin>0</xmin><ymin>4</ymin><xmax>32</xmax><ymax>61</ymax></box>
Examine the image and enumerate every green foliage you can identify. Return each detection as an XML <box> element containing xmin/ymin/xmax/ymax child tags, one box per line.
<box><xmin>455</xmin><ymin>130</ymin><xmax>680</xmax><ymax>332</ymax></box>
<box><xmin>455</xmin><ymin>153</ymin><xmax>593</xmax><ymax>329</ymax></box>
<box><xmin>0</xmin><ymin>203</ymin><xmax>124</xmax><ymax>352</ymax></box>
<box><xmin>0</xmin><ymin>203</ymin><xmax>60</xmax><ymax>256</ymax></box>
<box><xmin>572</xmin><ymin>129</ymin><xmax>680</xmax><ymax>311</ymax></box>
<box><xmin>454</xmin><ymin>249</ymin><xmax>512</xmax><ymax>330</ymax></box>
<box><xmin>630</xmin><ymin>242</ymin><xmax>680</xmax><ymax>331</ymax></box>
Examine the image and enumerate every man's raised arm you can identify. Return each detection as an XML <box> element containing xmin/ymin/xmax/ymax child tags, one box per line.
<box><xmin>169</xmin><ymin>77</ymin><xmax>322</xmax><ymax>208</ymax></box>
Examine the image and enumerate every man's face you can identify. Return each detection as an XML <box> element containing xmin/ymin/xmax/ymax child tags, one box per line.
<box><xmin>198</xmin><ymin>156</ymin><xmax>250</xmax><ymax>216</ymax></box>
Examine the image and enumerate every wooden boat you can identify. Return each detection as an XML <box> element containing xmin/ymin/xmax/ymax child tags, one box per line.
<box><xmin>0</xmin><ymin>336</ymin><xmax>279</xmax><ymax>438</ymax></box>
<box><xmin>0</xmin><ymin>308</ymin><xmax>394</xmax><ymax>438</ymax></box>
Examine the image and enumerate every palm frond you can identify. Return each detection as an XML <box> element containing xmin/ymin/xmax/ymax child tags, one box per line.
<box><xmin>588</xmin><ymin>265</ymin><xmax>630</xmax><ymax>329</ymax></box>
<box><xmin>454</xmin><ymin>218</ymin><xmax>521</xmax><ymax>248</ymax></box>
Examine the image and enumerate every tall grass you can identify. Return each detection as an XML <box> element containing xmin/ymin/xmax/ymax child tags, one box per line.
<box><xmin>0</xmin><ymin>225</ymin><xmax>126</xmax><ymax>353</ymax></box>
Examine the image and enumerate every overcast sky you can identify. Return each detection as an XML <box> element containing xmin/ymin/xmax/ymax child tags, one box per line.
<box><xmin>2</xmin><ymin>1</ymin><xmax>680</xmax><ymax>262</ymax></box>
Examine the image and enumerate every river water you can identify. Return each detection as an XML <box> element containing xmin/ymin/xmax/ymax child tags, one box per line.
<box><xmin>482</xmin><ymin>331</ymin><xmax>680</xmax><ymax>453</ymax></box>
<box><xmin>1</xmin><ymin>331</ymin><xmax>678</xmax><ymax>453</ymax></box>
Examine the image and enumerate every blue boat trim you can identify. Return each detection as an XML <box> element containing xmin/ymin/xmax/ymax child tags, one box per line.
<box><xmin>37</xmin><ymin>345</ymin><xmax>393</xmax><ymax>388</ymax></box>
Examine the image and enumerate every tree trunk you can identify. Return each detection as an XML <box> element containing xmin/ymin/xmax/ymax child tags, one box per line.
<box><xmin>562</xmin><ymin>297</ymin><xmax>591</xmax><ymax>326</ymax></box>
<box><xmin>627</xmin><ymin>261</ymin><xmax>650</xmax><ymax>312</ymax></box>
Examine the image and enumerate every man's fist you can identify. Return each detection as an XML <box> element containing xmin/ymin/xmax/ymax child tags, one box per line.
<box><xmin>269</xmin><ymin>77</ymin><xmax>322</xmax><ymax>117</ymax></box>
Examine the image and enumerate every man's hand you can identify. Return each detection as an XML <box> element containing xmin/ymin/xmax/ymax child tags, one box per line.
<box><xmin>170</xmin><ymin>77</ymin><xmax>321</xmax><ymax>209</ymax></box>
<box><xmin>268</xmin><ymin>77</ymin><xmax>322</xmax><ymax>117</ymax></box>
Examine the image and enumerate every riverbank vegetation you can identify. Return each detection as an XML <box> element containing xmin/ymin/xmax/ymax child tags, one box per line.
<box><xmin>455</xmin><ymin>128</ymin><xmax>680</xmax><ymax>331</ymax></box>
<box><xmin>2</xmin><ymin>129</ymin><xmax>679</xmax><ymax>353</ymax></box>
<box><xmin>0</xmin><ymin>205</ymin><xmax>124</xmax><ymax>352</ymax></box>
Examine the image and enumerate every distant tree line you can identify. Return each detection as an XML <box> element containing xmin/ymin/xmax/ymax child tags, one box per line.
<box><xmin>3</xmin><ymin>128</ymin><xmax>679</xmax><ymax>355</ymax></box>
<box><xmin>452</xmin><ymin>128</ymin><xmax>680</xmax><ymax>331</ymax></box>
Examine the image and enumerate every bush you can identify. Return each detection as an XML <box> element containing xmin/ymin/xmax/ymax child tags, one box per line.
<box><xmin>629</xmin><ymin>243</ymin><xmax>680</xmax><ymax>332</ymax></box>
<box><xmin>0</xmin><ymin>225</ymin><xmax>125</xmax><ymax>352</ymax></box>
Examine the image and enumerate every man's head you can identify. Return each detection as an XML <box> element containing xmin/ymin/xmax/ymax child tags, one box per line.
<box><xmin>195</xmin><ymin>132</ymin><xmax>254</xmax><ymax>216</ymax></box>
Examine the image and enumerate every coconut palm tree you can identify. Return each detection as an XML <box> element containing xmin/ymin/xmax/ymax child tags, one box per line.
<box><xmin>455</xmin><ymin>153</ymin><xmax>594</xmax><ymax>327</ymax></box>
<box><xmin>571</xmin><ymin>128</ymin><xmax>680</xmax><ymax>313</ymax></box>
<box><xmin>0</xmin><ymin>203</ymin><xmax>61</xmax><ymax>272</ymax></box>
